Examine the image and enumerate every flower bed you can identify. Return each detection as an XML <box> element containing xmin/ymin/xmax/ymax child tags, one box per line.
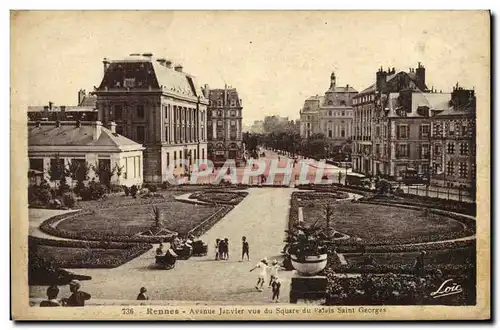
<box><xmin>189</xmin><ymin>190</ymin><xmax>249</xmax><ymax>205</ymax></box>
<box><xmin>188</xmin><ymin>206</ymin><xmax>233</xmax><ymax>238</ymax></box>
<box><xmin>335</xmin><ymin>239</ymin><xmax>476</xmax><ymax>254</ymax></box>
<box><xmin>29</xmin><ymin>236</ymin><xmax>152</xmax><ymax>269</ymax></box>
<box><xmin>324</xmin><ymin>270</ymin><xmax>475</xmax><ymax>305</ymax></box>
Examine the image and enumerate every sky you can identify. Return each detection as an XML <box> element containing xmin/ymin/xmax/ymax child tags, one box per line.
<box><xmin>11</xmin><ymin>11</ymin><xmax>489</xmax><ymax>124</ymax></box>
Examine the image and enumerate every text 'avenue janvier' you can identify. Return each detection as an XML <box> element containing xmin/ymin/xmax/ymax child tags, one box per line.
<box><xmin>144</xmin><ymin>306</ymin><xmax>387</xmax><ymax>316</ymax></box>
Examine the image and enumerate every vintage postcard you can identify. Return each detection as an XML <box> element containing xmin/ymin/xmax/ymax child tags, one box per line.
<box><xmin>11</xmin><ymin>10</ymin><xmax>490</xmax><ymax>320</ymax></box>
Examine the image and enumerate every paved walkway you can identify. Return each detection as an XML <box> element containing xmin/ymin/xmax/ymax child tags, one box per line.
<box><xmin>30</xmin><ymin>188</ymin><xmax>296</xmax><ymax>304</ymax></box>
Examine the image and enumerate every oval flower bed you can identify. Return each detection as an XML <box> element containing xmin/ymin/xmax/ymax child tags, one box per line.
<box><xmin>189</xmin><ymin>190</ymin><xmax>249</xmax><ymax>205</ymax></box>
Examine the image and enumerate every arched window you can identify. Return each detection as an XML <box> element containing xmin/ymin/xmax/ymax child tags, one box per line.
<box><xmin>340</xmin><ymin>100</ymin><xmax>346</xmax><ymax>106</ymax></box>
<box><xmin>328</xmin><ymin>100</ymin><xmax>333</xmax><ymax>106</ymax></box>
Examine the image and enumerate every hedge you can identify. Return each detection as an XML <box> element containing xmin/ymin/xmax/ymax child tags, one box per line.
<box><xmin>336</xmin><ymin>239</ymin><xmax>476</xmax><ymax>254</ymax></box>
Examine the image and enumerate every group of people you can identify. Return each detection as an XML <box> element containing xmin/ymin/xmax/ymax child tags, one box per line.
<box><xmin>39</xmin><ymin>280</ymin><xmax>91</xmax><ymax>307</ymax></box>
<box><xmin>250</xmin><ymin>257</ymin><xmax>283</xmax><ymax>303</ymax></box>
<box><xmin>215</xmin><ymin>238</ymin><xmax>230</xmax><ymax>260</ymax></box>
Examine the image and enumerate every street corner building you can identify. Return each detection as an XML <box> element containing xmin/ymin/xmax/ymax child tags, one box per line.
<box><xmin>299</xmin><ymin>71</ymin><xmax>357</xmax><ymax>147</ymax></box>
<box><xmin>352</xmin><ymin>63</ymin><xmax>461</xmax><ymax>180</ymax></box>
<box><xmin>204</xmin><ymin>85</ymin><xmax>244</xmax><ymax>167</ymax></box>
<box><xmin>94</xmin><ymin>53</ymin><xmax>209</xmax><ymax>183</ymax></box>
<box><xmin>28</xmin><ymin>120</ymin><xmax>145</xmax><ymax>187</ymax></box>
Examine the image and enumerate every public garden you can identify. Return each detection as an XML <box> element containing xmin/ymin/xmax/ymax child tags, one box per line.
<box><xmin>28</xmin><ymin>151</ymin><xmax>477</xmax><ymax>306</ymax></box>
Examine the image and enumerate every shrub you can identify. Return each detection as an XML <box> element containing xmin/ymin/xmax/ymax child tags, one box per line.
<box><xmin>123</xmin><ymin>186</ymin><xmax>130</xmax><ymax>196</ymax></box>
<box><xmin>62</xmin><ymin>192</ymin><xmax>77</xmax><ymax>208</ymax></box>
<box><xmin>28</xmin><ymin>186</ymin><xmax>53</xmax><ymax>207</ymax></box>
<box><xmin>110</xmin><ymin>184</ymin><xmax>124</xmax><ymax>193</ymax></box>
<box><xmin>130</xmin><ymin>185</ymin><xmax>138</xmax><ymax>198</ymax></box>
<box><xmin>147</xmin><ymin>184</ymin><xmax>158</xmax><ymax>193</ymax></box>
<box><xmin>80</xmin><ymin>183</ymin><xmax>107</xmax><ymax>201</ymax></box>
<box><xmin>162</xmin><ymin>181</ymin><xmax>171</xmax><ymax>190</ymax></box>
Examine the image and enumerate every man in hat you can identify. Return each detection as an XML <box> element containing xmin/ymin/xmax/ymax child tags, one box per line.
<box><xmin>271</xmin><ymin>276</ymin><xmax>281</xmax><ymax>303</ymax></box>
<box><xmin>250</xmin><ymin>258</ymin><xmax>268</xmax><ymax>292</ymax></box>
<box><xmin>62</xmin><ymin>280</ymin><xmax>91</xmax><ymax>307</ymax></box>
<box><xmin>268</xmin><ymin>260</ymin><xmax>281</xmax><ymax>288</ymax></box>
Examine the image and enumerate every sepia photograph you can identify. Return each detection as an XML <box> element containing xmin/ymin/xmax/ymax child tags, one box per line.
<box><xmin>10</xmin><ymin>10</ymin><xmax>490</xmax><ymax>321</ymax></box>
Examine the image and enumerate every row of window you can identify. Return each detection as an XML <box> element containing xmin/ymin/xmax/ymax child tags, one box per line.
<box><xmin>208</xmin><ymin>110</ymin><xmax>239</xmax><ymax>117</ymax></box>
<box><xmin>209</xmin><ymin>99</ymin><xmax>239</xmax><ymax>107</ymax></box>
<box><xmin>326</xmin><ymin>110</ymin><xmax>351</xmax><ymax>117</ymax></box>
<box><xmin>165</xmin><ymin>149</ymin><xmax>205</xmax><ymax>167</ymax></box>
<box><xmin>432</xmin><ymin>121</ymin><xmax>473</xmax><ymax>138</ymax></box>
<box><xmin>208</xmin><ymin>120</ymin><xmax>238</xmax><ymax>127</ymax></box>
<box><xmin>434</xmin><ymin>142</ymin><xmax>471</xmax><ymax>156</ymax></box>
<box><xmin>353</xmin><ymin>94</ymin><xmax>375</xmax><ymax>105</ymax></box>
<box><xmin>443</xmin><ymin>161</ymin><xmax>472</xmax><ymax>178</ymax></box>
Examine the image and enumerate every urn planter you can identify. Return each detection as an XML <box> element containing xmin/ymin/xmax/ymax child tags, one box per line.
<box><xmin>290</xmin><ymin>253</ymin><xmax>328</xmax><ymax>276</ymax></box>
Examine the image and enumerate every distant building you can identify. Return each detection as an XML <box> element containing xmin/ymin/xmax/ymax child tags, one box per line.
<box><xmin>27</xmin><ymin>90</ymin><xmax>98</xmax><ymax>122</ymax></box>
<box><xmin>249</xmin><ymin>120</ymin><xmax>264</xmax><ymax>134</ymax></box>
<box><xmin>430</xmin><ymin>84</ymin><xmax>476</xmax><ymax>190</ymax></box>
<box><xmin>352</xmin><ymin>63</ymin><xmax>451</xmax><ymax>178</ymax></box>
<box><xmin>28</xmin><ymin>120</ymin><xmax>144</xmax><ymax>186</ymax></box>
<box><xmin>205</xmin><ymin>85</ymin><xmax>244</xmax><ymax>166</ymax></box>
<box><xmin>299</xmin><ymin>72</ymin><xmax>357</xmax><ymax>144</ymax></box>
<box><xmin>263</xmin><ymin>115</ymin><xmax>290</xmax><ymax>134</ymax></box>
<box><xmin>93</xmin><ymin>53</ymin><xmax>208</xmax><ymax>183</ymax></box>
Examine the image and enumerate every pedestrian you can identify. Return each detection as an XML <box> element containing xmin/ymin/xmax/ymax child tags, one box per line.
<box><xmin>218</xmin><ymin>238</ymin><xmax>226</xmax><ymax>260</ymax></box>
<box><xmin>137</xmin><ymin>287</ymin><xmax>148</xmax><ymax>301</ymax></box>
<box><xmin>156</xmin><ymin>243</ymin><xmax>164</xmax><ymax>255</ymax></box>
<box><xmin>271</xmin><ymin>276</ymin><xmax>281</xmax><ymax>302</ymax></box>
<box><xmin>224</xmin><ymin>238</ymin><xmax>230</xmax><ymax>260</ymax></box>
<box><xmin>241</xmin><ymin>236</ymin><xmax>250</xmax><ymax>261</ymax></box>
<box><xmin>62</xmin><ymin>280</ymin><xmax>91</xmax><ymax>307</ymax></box>
<box><xmin>215</xmin><ymin>238</ymin><xmax>220</xmax><ymax>260</ymax></box>
<box><xmin>39</xmin><ymin>285</ymin><xmax>61</xmax><ymax>307</ymax></box>
<box><xmin>250</xmin><ymin>258</ymin><xmax>269</xmax><ymax>292</ymax></box>
<box><xmin>268</xmin><ymin>260</ymin><xmax>281</xmax><ymax>288</ymax></box>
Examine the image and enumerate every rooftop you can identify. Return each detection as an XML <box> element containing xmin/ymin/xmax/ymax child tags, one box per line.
<box><xmin>28</xmin><ymin>121</ymin><xmax>143</xmax><ymax>151</ymax></box>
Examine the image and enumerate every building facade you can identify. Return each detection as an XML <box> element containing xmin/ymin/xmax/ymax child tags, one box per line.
<box><xmin>94</xmin><ymin>53</ymin><xmax>208</xmax><ymax>183</ymax></box>
<box><xmin>28</xmin><ymin>120</ymin><xmax>144</xmax><ymax>187</ymax></box>
<box><xmin>28</xmin><ymin>90</ymin><xmax>98</xmax><ymax>122</ymax></box>
<box><xmin>205</xmin><ymin>86</ymin><xmax>244</xmax><ymax>166</ymax></box>
<box><xmin>430</xmin><ymin>85</ymin><xmax>476</xmax><ymax>190</ymax></box>
<box><xmin>299</xmin><ymin>72</ymin><xmax>357</xmax><ymax>144</ymax></box>
<box><xmin>352</xmin><ymin>63</ymin><xmax>452</xmax><ymax>178</ymax></box>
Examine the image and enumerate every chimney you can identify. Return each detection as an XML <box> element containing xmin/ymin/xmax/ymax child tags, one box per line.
<box><xmin>165</xmin><ymin>60</ymin><xmax>173</xmax><ymax>69</ymax></box>
<box><xmin>103</xmin><ymin>58</ymin><xmax>110</xmax><ymax>75</ymax></box>
<box><xmin>415</xmin><ymin>62</ymin><xmax>426</xmax><ymax>89</ymax></box>
<box><xmin>60</xmin><ymin>106</ymin><xmax>66</xmax><ymax>120</ymax></box>
<box><xmin>174</xmin><ymin>64</ymin><xmax>183</xmax><ymax>72</ymax></box>
<box><xmin>92</xmin><ymin>121</ymin><xmax>102</xmax><ymax>141</ymax></box>
<box><xmin>142</xmin><ymin>52</ymin><xmax>153</xmax><ymax>57</ymax></box>
<box><xmin>156</xmin><ymin>58</ymin><xmax>166</xmax><ymax>66</ymax></box>
<box><xmin>109</xmin><ymin>121</ymin><xmax>117</xmax><ymax>134</ymax></box>
<box><xmin>376</xmin><ymin>67</ymin><xmax>388</xmax><ymax>92</ymax></box>
<box><xmin>129</xmin><ymin>53</ymin><xmax>141</xmax><ymax>56</ymax></box>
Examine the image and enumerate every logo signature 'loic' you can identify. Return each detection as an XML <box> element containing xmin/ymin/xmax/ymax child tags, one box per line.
<box><xmin>430</xmin><ymin>279</ymin><xmax>463</xmax><ymax>299</ymax></box>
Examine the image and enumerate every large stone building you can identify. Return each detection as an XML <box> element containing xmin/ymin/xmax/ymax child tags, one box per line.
<box><xmin>205</xmin><ymin>86</ymin><xmax>244</xmax><ymax>166</ymax></box>
<box><xmin>93</xmin><ymin>53</ymin><xmax>209</xmax><ymax>183</ymax></box>
<box><xmin>430</xmin><ymin>84</ymin><xmax>476</xmax><ymax>190</ymax></box>
<box><xmin>352</xmin><ymin>63</ymin><xmax>451</xmax><ymax>178</ymax></box>
<box><xmin>28</xmin><ymin>120</ymin><xmax>144</xmax><ymax>187</ymax></box>
<box><xmin>299</xmin><ymin>72</ymin><xmax>357</xmax><ymax>143</ymax></box>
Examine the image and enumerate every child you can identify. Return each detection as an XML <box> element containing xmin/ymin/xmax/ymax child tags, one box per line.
<box><xmin>62</xmin><ymin>280</ymin><xmax>91</xmax><ymax>307</ymax></box>
<box><xmin>250</xmin><ymin>258</ymin><xmax>268</xmax><ymax>292</ymax></box>
<box><xmin>156</xmin><ymin>243</ymin><xmax>164</xmax><ymax>256</ymax></box>
<box><xmin>215</xmin><ymin>239</ymin><xmax>220</xmax><ymax>260</ymax></box>
<box><xmin>271</xmin><ymin>276</ymin><xmax>281</xmax><ymax>302</ymax></box>
<box><xmin>268</xmin><ymin>260</ymin><xmax>280</xmax><ymax>288</ymax></box>
<box><xmin>241</xmin><ymin>236</ymin><xmax>250</xmax><ymax>261</ymax></box>
<box><xmin>137</xmin><ymin>287</ymin><xmax>148</xmax><ymax>301</ymax></box>
<box><xmin>224</xmin><ymin>238</ymin><xmax>229</xmax><ymax>260</ymax></box>
<box><xmin>218</xmin><ymin>238</ymin><xmax>226</xmax><ymax>260</ymax></box>
<box><xmin>40</xmin><ymin>285</ymin><xmax>61</xmax><ymax>307</ymax></box>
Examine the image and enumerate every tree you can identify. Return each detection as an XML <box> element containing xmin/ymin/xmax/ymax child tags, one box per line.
<box><xmin>96</xmin><ymin>161</ymin><xmax>118</xmax><ymax>189</ymax></box>
<box><xmin>65</xmin><ymin>159</ymin><xmax>90</xmax><ymax>192</ymax></box>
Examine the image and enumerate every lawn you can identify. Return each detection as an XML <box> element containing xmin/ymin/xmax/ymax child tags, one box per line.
<box><xmin>344</xmin><ymin>247</ymin><xmax>475</xmax><ymax>266</ymax></box>
<box><xmin>302</xmin><ymin>203</ymin><xmax>465</xmax><ymax>241</ymax></box>
<box><xmin>57</xmin><ymin>201</ymin><xmax>220</xmax><ymax>236</ymax></box>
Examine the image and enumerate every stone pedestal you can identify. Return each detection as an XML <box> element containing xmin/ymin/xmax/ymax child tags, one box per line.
<box><xmin>289</xmin><ymin>271</ymin><xmax>327</xmax><ymax>304</ymax></box>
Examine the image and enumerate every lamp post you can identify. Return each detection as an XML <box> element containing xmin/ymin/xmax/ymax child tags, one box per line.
<box><xmin>325</xmin><ymin>204</ymin><xmax>332</xmax><ymax>240</ymax></box>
